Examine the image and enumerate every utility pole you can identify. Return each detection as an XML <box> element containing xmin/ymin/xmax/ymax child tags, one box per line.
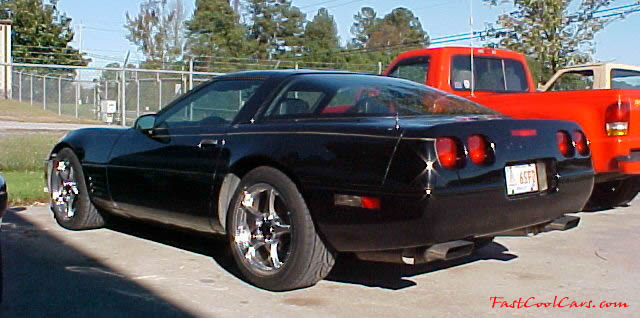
<box><xmin>78</xmin><ymin>23</ymin><xmax>83</xmax><ymax>53</ymax></box>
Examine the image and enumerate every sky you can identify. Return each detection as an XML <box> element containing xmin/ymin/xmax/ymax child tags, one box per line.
<box><xmin>53</xmin><ymin>0</ymin><xmax>640</xmax><ymax>69</ymax></box>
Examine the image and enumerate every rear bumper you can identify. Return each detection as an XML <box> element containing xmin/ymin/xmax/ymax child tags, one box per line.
<box><xmin>616</xmin><ymin>152</ymin><xmax>640</xmax><ymax>174</ymax></box>
<box><xmin>308</xmin><ymin>168</ymin><xmax>593</xmax><ymax>252</ymax></box>
<box><xmin>591</xmin><ymin>136</ymin><xmax>640</xmax><ymax>176</ymax></box>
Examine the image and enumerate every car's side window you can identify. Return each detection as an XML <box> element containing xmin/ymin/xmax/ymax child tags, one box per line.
<box><xmin>550</xmin><ymin>71</ymin><xmax>594</xmax><ymax>91</ymax></box>
<box><xmin>263</xmin><ymin>86</ymin><xmax>327</xmax><ymax>118</ymax></box>
<box><xmin>156</xmin><ymin>79</ymin><xmax>263</xmax><ymax>128</ymax></box>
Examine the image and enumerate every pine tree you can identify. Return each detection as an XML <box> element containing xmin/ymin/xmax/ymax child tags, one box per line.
<box><xmin>246</xmin><ymin>0</ymin><xmax>305</xmax><ymax>60</ymax></box>
<box><xmin>367</xmin><ymin>8</ymin><xmax>429</xmax><ymax>49</ymax></box>
<box><xmin>0</xmin><ymin>0</ymin><xmax>89</xmax><ymax>73</ymax></box>
<box><xmin>349</xmin><ymin>7</ymin><xmax>377</xmax><ymax>49</ymax></box>
<box><xmin>185</xmin><ymin>0</ymin><xmax>245</xmax><ymax>60</ymax></box>
<box><xmin>302</xmin><ymin>8</ymin><xmax>340</xmax><ymax>62</ymax></box>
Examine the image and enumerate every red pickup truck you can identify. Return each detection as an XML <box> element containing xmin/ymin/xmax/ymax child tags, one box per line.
<box><xmin>384</xmin><ymin>46</ymin><xmax>640</xmax><ymax>208</ymax></box>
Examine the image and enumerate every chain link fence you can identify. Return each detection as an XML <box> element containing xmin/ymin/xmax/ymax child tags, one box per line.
<box><xmin>5</xmin><ymin>59</ymin><xmax>381</xmax><ymax>126</ymax></box>
<box><xmin>8</xmin><ymin>64</ymin><xmax>222</xmax><ymax>126</ymax></box>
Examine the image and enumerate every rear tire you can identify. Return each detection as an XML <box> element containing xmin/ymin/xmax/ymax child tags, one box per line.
<box><xmin>227</xmin><ymin>166</ymin><xmax>335</xmax><ymax>291</ymax></box>
<box><xmin>586</xmin><ymin>177</ymin><xmax>640</xmax><ymax>210</ymax></box>
<box><xmin>49</xmin><ymin>148</ymin><xmax>105</xmax><ymax>230</ymax></box>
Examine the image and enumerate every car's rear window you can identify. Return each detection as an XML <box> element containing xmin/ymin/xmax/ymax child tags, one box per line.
<box><xmin>261</xmin><ymin>74</ymin><xmax>498</xmax><ymax>119</ymax></box>
<box><xmin>451</xmin><ymin>55</ymin><xmax>529</xmax><ymax>92</ymax></box>
<box><xmin>611</xmin><ymin>69</ymin><xmax>640</xmax><ymax>89</ymax></box>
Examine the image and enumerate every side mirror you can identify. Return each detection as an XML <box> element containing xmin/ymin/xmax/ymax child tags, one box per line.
<box><xmin>134</xmin><ymin>114</ymin><xmax>156</xmax><ymax>132</ymax></box>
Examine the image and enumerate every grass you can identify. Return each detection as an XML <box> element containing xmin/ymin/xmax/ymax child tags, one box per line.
<box><xmin>0</xmin><ymin>133</ymin><xmax>64</xmax><ymax>171</ymax></box>
<box><xmin>2</xmin><ymin>171</ymin><xmax>48</xmax><ymax>206</ymax></box>
<box><xmin>0</xmin><ymin>133</ymin><xmax>65</xmax><ymax>206</ymax></box>
<box><xmin>0</xmin><ymin>99</ymin><xmax>101</xmax><ymax>124</ymax></box>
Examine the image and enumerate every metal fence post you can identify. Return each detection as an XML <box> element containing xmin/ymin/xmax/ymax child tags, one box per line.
<box><xmin>189</xmin><ymin>59</ymin><xmax>194</xmax><ymax>91</ymax></box>
<box><xmin>135</xmin><ymin>71</ymin><xmax>140</xmax><ymax>118</ymax></box>
<box><xmin>18</xmin><ymin>72</ymin><xmax>22</xmax><ymax>103</ymax></box>
<box><xmin>94</xmin><ymin>85</ymin><xmax>98</xmax><ymax>120</ymax></box>
<box><xmin>30</xmin><ymin>74</ymin><xmax>33</xmax><ymax>105</ymax></box>
<box><xmin>121</xmin><ymin>68</ymin><xmax>126</xmax><ymax>126</ymax></box>
<box><xmin>43</xmin><ymin>76</ymin><xmax>47</xmax><ymax>110</ymax></box>
<box><xmin>58</xmin><ymin>76</ymin><xmax>62</xmax><ymax>115</ymax></box>
<box><xmin>75</xmin><ymin>80</ymin><xmax>79</xmax><ymax>118</ymax></box>
<box><xmin>378</xmin><ymin>62</ymin><xmax>383</xmax><ymax>75</ymax></box>
<box><xmin>157</xmin><ymin>73</ymin><xmax>162</xmax><ymax>110</ymax></box>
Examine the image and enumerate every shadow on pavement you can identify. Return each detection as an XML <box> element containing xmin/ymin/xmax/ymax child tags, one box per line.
<box><xmin>326</xmin><ymin>243</ymin><xmax>518</xmax><ymax>290</ymax></box>
<box><xmin>0</xmin><ymin>210</ymin><xmax>196</xmax><ymax>317</ymax></box>
<box><xmin>106</xmin><ymin>216</ymin><xmax>518</xmax><ymax>291</ymax></box>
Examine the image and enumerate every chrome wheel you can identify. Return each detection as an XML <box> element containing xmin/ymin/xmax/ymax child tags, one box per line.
<box><xmin>50</xmin><ymin>159</ymin><xmax>79</xmax><ymax>219</ymax></box>
<box><xmin>231</xmin><ymin>183</ymin><xmax>292</xmax><ymax>275</ymax></box>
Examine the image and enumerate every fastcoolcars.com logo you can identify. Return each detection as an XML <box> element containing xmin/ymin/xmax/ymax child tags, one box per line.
<box><xmin>490</xmin><ymin>297</ymin><xmax>629</xmax><ymax>309</ymax></box>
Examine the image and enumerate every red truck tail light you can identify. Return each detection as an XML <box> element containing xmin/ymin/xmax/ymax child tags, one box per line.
<box><xmin>436</xmin><ymin>137</ymin><xmax>464</xmax><ymax>169</ymax></box>
<box><xmin>605</xmin><ymin>102</ymin><xmax>630</xmax><ymax>136</ymax></box>
<box><xmin>556</xmin><ymin>131</ymin><xmax>574</xmax><ymax>157</ymax></box>
<box><xmin>467</xmin><ymin>134</ymin><xmax>495</xmax><ymax>165</ymax></box>
<box><xmin>572</xmin><ymin>130</ymin><xmax>590</xmax><ymax>156</ymax></box>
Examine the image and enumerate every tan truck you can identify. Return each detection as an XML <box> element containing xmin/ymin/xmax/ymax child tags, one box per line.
<box><xmin>541</xmin><ymin>63</ymin><xmax>640</xmax><ymax>91</ymax></box>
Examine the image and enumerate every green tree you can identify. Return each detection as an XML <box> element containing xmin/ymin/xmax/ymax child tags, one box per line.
<box><xmin>0</xmin><ymin>0</ymin><xmax>88</xmax><ymax>72</ymax></box>
<box><xmin>367</xmin><ymin>8</ymin><xmax>429</xmax><ymax>49</ymax></box>
<box><xmin>349</xmin><ymin>7</ymin><xmax>378</xmax><ymax>49</ymax></box>
<box><xmin>485</xmin><ymin>0</ymin><xmax>621</xmax><ymax>83</ymax></box>
<box><xmin>246</xmin><ymin>0</ymin><xmax>306</xmax><ymax>59</ymax></box>
<box><xmin>185</xmin><ymin>0</ymin><xmax>245</xmax><ymax>59</ymax></box>
<box><xmin>302</xmin><ymin>8</ymin><xmax>340</xmax><ymax>62</ymax></box>
<box><xmin>125</xmin><ymin>0</ymin><xmax>186</xmax><ymax>67</ymax></box>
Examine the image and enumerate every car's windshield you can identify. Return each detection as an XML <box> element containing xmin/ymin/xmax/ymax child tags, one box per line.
<box><xmin>262</xmin><ymin>74</ymin><xmax>498</xmax><ymax>119</ymax></box>
<box><xmin>611</xmin><ymin>69</ymin><xmax>640</xmax><ymax>89</ymax></box>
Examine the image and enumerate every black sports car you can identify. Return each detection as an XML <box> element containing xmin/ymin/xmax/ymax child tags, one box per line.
<box><xmin>45</xmin><ymin>71</ymin><xmax>594</xmax><ymax>291</ymax></box>
<box><xmin>1</xmin><ymin>175</ymin><xmax>6</xmax><ymax>302</ymax></box>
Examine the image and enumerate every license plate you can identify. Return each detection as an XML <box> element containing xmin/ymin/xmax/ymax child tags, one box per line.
<box><xmin>505</xmin><ymin>163</ymin><xmax>539</xmax><ymax>195</ymax></box>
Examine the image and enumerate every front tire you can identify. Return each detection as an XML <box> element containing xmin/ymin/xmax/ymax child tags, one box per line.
<box><xmin>227</xmin><ymin>167</ymin><xmax>335</xmax><ymax>291</ymax></box>
<box><xmin>49</xmin><ymin>148</ymin><xmax>105</xmax><ymax>230</ymax></box>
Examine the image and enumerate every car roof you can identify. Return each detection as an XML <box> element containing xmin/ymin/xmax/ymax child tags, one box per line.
<box><xmin>213</xmin><ymin>69</ymin><xmax>363</xmax><ymax>81</ymax></box>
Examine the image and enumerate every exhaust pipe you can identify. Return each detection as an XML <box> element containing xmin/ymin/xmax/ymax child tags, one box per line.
<box><xmin>424</xmin><ymin>240</ymin><xmax>474</xmax><ymax>262</ymax></box>
<box><xmin>542</xmin><ymin>215</ymin><xmax>580</xmax><ymax>231</ymax></box>
<box><xmin>355</xmin><ymin>240</ymin><xmax>474</xmax><ymax>265</ymax></box>
<box><xmin>492</xmin><ymin>215</ymin><xmax>581</xmax><ymax>237</ymax></box>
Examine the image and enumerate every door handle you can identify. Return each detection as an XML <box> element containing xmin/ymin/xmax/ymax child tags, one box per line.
<box><xmin>198</xmin><ymin>139</ymin><xmax>219</xmax><ymax>149</ymax></box>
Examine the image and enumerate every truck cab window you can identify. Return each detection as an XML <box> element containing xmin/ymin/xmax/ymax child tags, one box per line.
<box><xmin>611</xmin><ymin>69</ymin><xmax>640</xmax><ymax>89</ymax></box>
<box><xmin>451</xmin><ymin>55</ymin><xmax>529</xmax><ymax>92</ymax></box>
<box><xmin>388</xmin><ymin>56</ymin><xmax>429</xmax><ymax>84</ymax></box>
<box><xmin>550</xmin><ymin>70</ymin><xmax>594</xmax><ymax>91</ymax></box>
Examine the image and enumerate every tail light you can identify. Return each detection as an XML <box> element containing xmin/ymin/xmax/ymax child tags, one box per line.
<box><xmin>436</xmin><ymin>137</ymin><xmax>464</xmax><ymax>169</ymax></box>
<box><xmin>556</xmin><ymin>131</ymin><xmax>574</xmax><ymax>157</ymax></box>
<box><xmin>572</xmin><ymin>130</ymin><xmax>590</xmax><ymax>156</ymax></box>
<box><xmin>605</xmin><ymin>102</ymin><xmax>630</xmax><ymax>136</ymax></box>
<box><xmin>467</xmin><ymin>134</ymin><xmax>494</xmax><ymax>165</ymax></box>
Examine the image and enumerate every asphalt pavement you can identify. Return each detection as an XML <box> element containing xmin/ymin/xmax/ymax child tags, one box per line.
<box><xmin>1</xmin><ymin>202</ymin><xmax>638</xmax><ymax>317</ymax></box>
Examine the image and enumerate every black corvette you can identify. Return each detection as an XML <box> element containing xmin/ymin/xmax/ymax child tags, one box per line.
<box><xmin>45</xmin><ymin>71</ymin><xmax>594</xmax><ymax>291</ymax></box>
